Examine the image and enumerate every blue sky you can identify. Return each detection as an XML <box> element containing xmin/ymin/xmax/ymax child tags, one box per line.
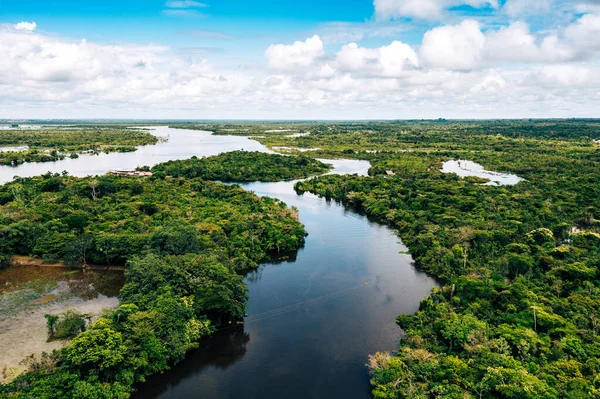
<box><xmin>2</xmin><ymin>0</ymin><xmax>385</xmax><ymax>68</ymax></box>
<box><xmin>0</xmin><ymin>0</ymin><xmax>599</xmax><ymax>119</ymax></box>
<box><xmin>0</xmin><ymin>0</ymin><xmax>516</xmax><ymax>57</ymax></box>
<box><xmin>2</xmin><ymin>0</ymin><xmax>373</xmax><ymax>41</ymax></box>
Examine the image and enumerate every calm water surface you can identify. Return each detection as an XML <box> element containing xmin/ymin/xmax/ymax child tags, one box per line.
<box><xmin>0</xmin><ymin>127</ymin><xmax>437</xmax><ymax>398</ymax></box>
<box><xmin>0</xmin><ymin>126</ymin><xmax>267</xmax><ymax>184</ymax></box>
<box><xmin>441</xmin><ymin>160</ymin><xmax>524</xmax><ymax>186</ymax></box>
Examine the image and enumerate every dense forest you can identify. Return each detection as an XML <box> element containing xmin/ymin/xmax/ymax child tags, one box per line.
<box><xmin>290</xmin><ymin>120</ymin><xmax>600</xmax><ymax>398</ymax></box>
<box><xmin>0</xmin><ymin>164</ymin><xmax>307</xmax><ymax>397</ymax></box>
<box><xmin>0</xmin><ymin>128</ymin><xmax>157</xmax><ymax>165</ymax></box>
<box><xmin>152</xmin><ymin>151</ymin><xmax>331</xmax><ymax>182</ymax></box>
<box><xmin>168</xmin><ymin>122</ymin><xmax>318</xmax><ymax>137</ymax></box>
<box><xmin>2</xmin><ymin>120</ymin><xmax>600</xmax><ymax>398</ymax></box>
<box><xmin>170</xmin><ymin>119</ymin><xmax>600</xmax><ymax>144</ymax></box>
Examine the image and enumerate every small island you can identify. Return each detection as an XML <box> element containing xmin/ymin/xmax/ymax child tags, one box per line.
<box><xmin>152</xmin><ymin>151</ymin><xmax>332</xmax><ymax>181</ymax></box>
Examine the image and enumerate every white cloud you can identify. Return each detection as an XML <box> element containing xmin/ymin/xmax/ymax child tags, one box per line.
<box><xmin>485</xmin><ymin>22</ymin><xmax>537</xmax><ymax>61</ymax></box>
<box><xmin>265</xmin><ymin>35</ymin><xmax>325</xmax><ymax>72</ymax></box>
<box><xmin>535</xmin><ymin>65</ymin><xmax>600</xmax><ymax>87</ymax></box>
<box><xmin>420</xmin><ymin>20</ymin><xmax>486</xmax><ymax>70</ymax></box>
<box><xmin>420</xmin><ymin>20</ymin><xmax>578</xmax><ymax>70</ymax></box>
<box><xmin>336</xmin><ymin>41</ymin><xmax>419</xmax><ymax>77</ymax></box>
<box><xmin>565</xmin><ymin>14</ymin><xmax>600</xmax><ymax>52</ymax></box>
<box><xmin>265</xmin><ymin>35</ymin><xmax>419</xmax><ymax>78</ymax></box>
<box><xmin>375</xmin><ymin>0</ymin><xmax>445</xmax><ymax>20</ymax></box>
<box><xmin>485</xmin><ymin>22</ymin><xmax>573</xmax><ymax>63</ymax></box>
<box><xmin>470</xmin><ymin>70</ymin><xmax>506</xmax><ymax>93</ymax></box>
<box><xmin>14</xmin><ymin>22</ymin><xmax>36</xmax><ymax>31</ymax></box>
<box><xmin>0</xmin><ymin>30</ymin><xmax>169</xmax><ymax>85</ymax></box>
<box><xmin>374</xmin><ymin>0</ymin><xmax>498</xmax><ymax>20</ymax></box>
<box><xmin>1</xmin><ymin>21</ymin><xmax>600</xmax><ymax>119</ymax></box>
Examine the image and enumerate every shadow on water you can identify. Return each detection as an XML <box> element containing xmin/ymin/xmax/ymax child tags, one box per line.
<box><xmin>138</xmin><ymin>327</ymin><xmax>251</xmax><ymax>398</ymax></box>
<box><xmin>243</xmin><ymin>252</ymin><xmax>300</xmax><ymax>285</ymax></box>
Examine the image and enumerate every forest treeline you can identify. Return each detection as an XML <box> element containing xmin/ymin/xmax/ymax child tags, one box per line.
<box><xmin>151</xmin><ymin>151</ymin><xmax>331</xmax><ymax>181</ymax></box>
<box><xmin>0</xmin><ymin>128</ymin><xmax>157</xmax><ymax>166</ymax></box>
<box><xmin>292</xmin><ymin>120</ymin><xmax>600</xmax><ymax>398</ymax></box>
<box><xmin>0</xmin><ymin>159</ymin><xmax>308</xmax><ymax>397</ymax></box>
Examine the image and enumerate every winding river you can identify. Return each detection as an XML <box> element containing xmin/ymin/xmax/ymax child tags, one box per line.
<box><xmin>0</xmin><ymin>127</ymin><xmax>437</xmax><ymax>398</ymax></box>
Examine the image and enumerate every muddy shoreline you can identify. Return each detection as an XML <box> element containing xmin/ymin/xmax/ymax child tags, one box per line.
<box><xmin>0</xmin><ymin>263</ymin><xmax>125</xmax><ymax>382</ymax></box>
<box><xmin>10</xmin><ymin>255</ymin><xmax>126</xmax><ymax>271</ymax></box>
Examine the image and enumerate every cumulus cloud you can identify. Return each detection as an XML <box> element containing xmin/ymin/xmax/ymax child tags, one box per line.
<box><xmin>420</xmin><ymin>20</ymin><xmax>486</xmax><ymax>70</ymax></box>
<box><xmin>14</xmin><ymin>21</ymin><xmax>36</xmax><ymax>31</ymax></box>
<box><xmin>565</xmin><ymin>14</ymin><xmax>600</xmax><ymax>52</ymax></box>
<box><xmin>1</xmin><ymin>20</ymin><xmax>600</xmax><ymax>119</ymax></box>
<box><xmin>265</xmin><ymin>35</ymin><xmax>325</xmax><ymax>72</ymax></box>
<box><xmin>266</xmin><ymin>35</ymin><xmax>419</xmax><ymax>78</ymax></box>
<box><xmin>336</xmin><ymin>41</ymin><xmax>419</xmax><ymax>77</ymax></box>
<box><xmin>374</xmin><ymin>0</ymin><xmax>498</xmax><ymax>20</ymax></box>
<box><xmin>0</xmin><ymin>29</ymin><xmax>168</xmax><ymax>85</ymax></box>
<box><xmin>420</xmin><ymin>19</ymin><xmax>579</xmax><ymax>70</ymax></box>
<box><xmin>485</xmin><ymin>22</ymin><xmax>573</xmax><ymax>63</ymax></box>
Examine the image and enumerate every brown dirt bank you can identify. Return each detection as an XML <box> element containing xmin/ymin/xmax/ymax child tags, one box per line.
<box><xmin>10</xmin><ymin>255</ymin><xmax>125</xmax><ymax>271</ymax></box>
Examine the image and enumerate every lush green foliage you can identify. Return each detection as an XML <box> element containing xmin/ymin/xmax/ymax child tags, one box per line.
<box><xmin>0</xmin><ymin>162</ymin><xmax>307</xmax><ymax>398</ymax></box>
<box><xmin>45</xmin><ymin>310</ymin><xmax>90</xmax><ymax>340</ymax></box>
<box><xmin>3</xmin><ymin>119</ymin><xmax>600</xmax><ymax>398</ymax></box>
<box><xmin>152</xmin><ymin>151</ymin><xmax>331</xmax><ymax>182</ymax></box>
<box><xmin>292</xmin><ymin>120</ymin><xmax>600</xmax><ymax>398</ymax></box>
<box><xmin>0</xmin><ymin>128</ymin><xmax>157</xmax><ymax>165</ymax></box>
<box><xmin>173</xmin><ymin>119</ymin><xmax>600</xmax><ymax>157</ymax></box>
<box><xmin>169</xmin><ymin>122</ymin><xmax>319</xmax><ymax>137</ymax></box>
<box><xmin>0</xmin><ymin>172</ymin><xmax>305</xmax><ymax>269</ymax></box>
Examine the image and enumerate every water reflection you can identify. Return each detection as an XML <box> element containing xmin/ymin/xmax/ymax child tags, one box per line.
<box><xmin>142</xmin><ymin>328</ymin><xmax>251</xmax><ymax>398</ymax></box>
<box><xmin>441</xmin><ymin>159</ymin><xmax>524</xmax><ymax>186</ymax></box>
<box><xmin>135</xmin><ymin>154</ymin><xmax>438</xmax><ymax>399</ymax></box>
<box><xmin>243</xmin><ymin>254</ymin><xmax>300</xmax><ymax>284</ymax></box>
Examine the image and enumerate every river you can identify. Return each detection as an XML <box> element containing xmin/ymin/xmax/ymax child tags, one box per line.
<box><xmin>0</xmin><ymin>126</ymin><xmax>437</xmax><ymax>398</ymax></box>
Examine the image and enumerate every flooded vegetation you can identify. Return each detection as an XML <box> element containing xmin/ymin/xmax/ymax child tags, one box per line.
<box><xmin>0</xmin><ymin>265</ymin><xmax>124</xmax><ymax>381</ymax></box>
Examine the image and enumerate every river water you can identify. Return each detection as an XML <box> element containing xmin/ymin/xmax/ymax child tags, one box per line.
<box><xmin>0</xmin><ymin>127</ymin><xmax>437</xmax><ymax>398</ymax></box>
<box><xmin>441</xmin><ymin>160</ymin><xmax>524</xmax><ymax>186</ymax></box>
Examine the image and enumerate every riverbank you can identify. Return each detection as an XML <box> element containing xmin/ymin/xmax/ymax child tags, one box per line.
<box><xmin>10</xmin><ymin>256</ymin><xmax>125</xmax><ymax>271</ymax></box>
